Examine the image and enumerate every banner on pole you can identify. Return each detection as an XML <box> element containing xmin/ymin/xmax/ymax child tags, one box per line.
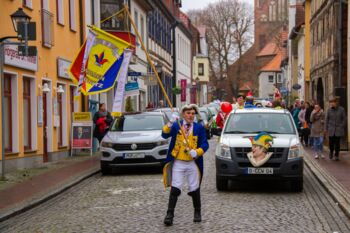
<box><xmin>112</xmin><ymin>49</ymin><xmax>133</xmax><ymax>114</ymax></box>
<box><xmin>69</xmin><ymin>25</ymin><xmax>132</xmax><ymax>95</ymax></box>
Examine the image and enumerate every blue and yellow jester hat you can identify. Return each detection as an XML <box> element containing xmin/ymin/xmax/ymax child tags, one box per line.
<box><xmin>250</xmin><ymin>132</ymin><xmax>273</xmax><ymax>150</ymax></box>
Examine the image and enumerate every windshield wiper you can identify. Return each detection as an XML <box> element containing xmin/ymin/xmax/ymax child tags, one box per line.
<box><xmin>224</xmin><ymin>131</ymin><xmax>249</xmax><ymax>134</ymax></box>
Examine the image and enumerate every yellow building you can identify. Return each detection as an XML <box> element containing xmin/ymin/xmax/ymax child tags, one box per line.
<box><xmin>304</xmin><ymin>0</ymin><xmax>311</xmax><ymax>101</ymax></box>
<box><xmin>0</xmin><ymin>0</ymin><xmax>83</xmax><ymax>172</ymax></box>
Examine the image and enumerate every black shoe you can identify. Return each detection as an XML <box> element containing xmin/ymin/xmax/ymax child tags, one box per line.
<box><xmin>164</xmin><ymin>210</ymin><xmax>174</xmax><ymax>226</ymax></box>
<box><xmin>329</xmin><ymin>153</ymin><xmax>333</xmax><ymax>160</ymax></box>
<box><xmin>335</xmin><ymin>156</ymin><xmax>340</xmax><ymax>161</ymax></box>
<box><xmin>194</xmin><ymin>209</ymin><xmax>201</xmax><ymax>222</ymax></box>
<box><xmin>188</xmin><ymin>188</ymin><xmax>202</xmax><ymax>223</ymax></box>
<box><xmin>164</xmin><ymin>187</ymin><xmax>180</xmax><ymax>226</ymax></box>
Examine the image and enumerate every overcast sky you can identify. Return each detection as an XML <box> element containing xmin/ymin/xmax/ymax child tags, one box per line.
<box><xmin>181</xmin><ymin>0</ymin><xmax>254</xmax><ymax>12</ymax></box>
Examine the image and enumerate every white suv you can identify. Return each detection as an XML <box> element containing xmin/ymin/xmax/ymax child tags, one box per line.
<box><xmin>215</xmin><ymin>108</ymin><xmax>303</xmax><ymax>192</ymax></box>
<box><xmin>100</xmin><ymin>112</ymin><xmax>169</xmax><ymax>174</ymax></box>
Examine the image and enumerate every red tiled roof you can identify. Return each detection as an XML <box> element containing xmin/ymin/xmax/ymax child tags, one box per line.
<box><xmin>257</xmin><ymin>42</ymin><xmax>279</xmax><ymax>57</ymax></box>
<box><xmin>260</xmin><ymin>50</ymin><xmax>283</xmax><ymax>72</ymax></box>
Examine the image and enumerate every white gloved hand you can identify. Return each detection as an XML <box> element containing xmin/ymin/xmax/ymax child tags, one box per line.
<box><xmin>170</xmin><ymin>113</ymin><xmax>179</xmax><ymax>123</ymax></box>
<box><xmin>167</xmin><ymin>113</ymin><xmax>180</xmax><ymax>127</ymax></box>
<box><xmin>189</xmin><ymin>149</ymin><xmax>197</xmax><ymax>159</ymax></box>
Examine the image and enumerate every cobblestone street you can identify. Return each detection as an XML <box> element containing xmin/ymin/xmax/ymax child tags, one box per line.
<box><xmin>0</xmin><ymin>139</ymin><xmax>349</xmax><ymax>233</ymax></box>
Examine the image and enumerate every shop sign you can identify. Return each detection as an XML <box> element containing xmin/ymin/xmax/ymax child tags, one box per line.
<box><xmin>57</xmin><ymin>57</ymin><xmax>71</xmax><ymax>79</ymax></box>
<box><xmin>4</xmin><ymin>44</ymin><xmax>38</xmax><ymax>71</ymax></box>
<box><xmin>73</xmin><ymin>112</ymin><xmax>92</xmax><ymax>122</ymax></box>
<box><xmin>181</xmin><ymin>79</ymin><xmax>187</xmax><ymax>102</ymax></box>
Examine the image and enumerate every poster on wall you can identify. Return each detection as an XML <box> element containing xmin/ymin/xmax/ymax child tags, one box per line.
<box><xmin>71</xmin><ymin>122</ymin><xmax>93</xmax><ymax>149</ymax></box>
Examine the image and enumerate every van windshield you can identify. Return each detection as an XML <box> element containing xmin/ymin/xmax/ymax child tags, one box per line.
<box><xmin>224</xmin><ymin>113</ymin><xmax>296</xmax><ymax>134</ymax></box>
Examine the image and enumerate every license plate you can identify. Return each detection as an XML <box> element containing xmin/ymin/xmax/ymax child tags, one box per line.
<box><xmin>246</xmin><ymin>167</ymin><xmax>273</xmax><ymax>175</ymax></box>
<box><xmin>124</xmin><ymin>153</ymin><xmax>145</xmax><ymax>159</ymax></box>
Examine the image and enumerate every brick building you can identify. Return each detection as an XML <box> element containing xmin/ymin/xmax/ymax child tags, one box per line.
<box><xmin>221</xmin><ymin>0</ymin><xmax>288</xmax><ymax>100</ymax></box>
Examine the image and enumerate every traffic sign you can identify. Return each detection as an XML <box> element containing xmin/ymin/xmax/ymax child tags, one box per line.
<box><xmin>128</xmin><ymin>71</ymin><xmax>142</xmax><ymax>76</ymax></box>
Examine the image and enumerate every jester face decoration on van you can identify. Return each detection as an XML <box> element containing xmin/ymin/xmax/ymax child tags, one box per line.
<box><xmin>247</xmin><ymin>132</ymin><xmax>274</xmax><ymax>167</ymax></box>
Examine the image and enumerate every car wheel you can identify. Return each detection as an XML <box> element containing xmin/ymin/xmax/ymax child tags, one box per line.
<box><xmin>101</xmin><ymin>164</ymin><xmax>111</xmax><ymax>175</ymax></box>
<box><xmin>216</xmin><ymin>175</ymin><xmax>228</xmax><ymax>191</ymax></box>
<box><xmin>290</xmin><ymin>179</ymin><xmax>303</xmax><ymax>192</ymax></box>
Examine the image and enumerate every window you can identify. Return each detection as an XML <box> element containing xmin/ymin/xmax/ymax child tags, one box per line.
<box><xmin>4</xmin><ymin>74</ymin><xmax>12</xmax><ymax>152</ymax></box>
<box><xmin>141</xmin><ymin>16</ymin><xmax>145</xmax><ymax>44</ymax></box>
<box><xmin>70</xmin><ymin>86</ymin><xmax>76</xmax><ymax>113</ymax></box>
<box><xmin>23</xmin><ymin>0</ymin><xmax>33</xmax><ymax>9</ymax></box>
<box><xmin>69</xmin><ymin>0</ymin><xmax>76</xmax><ymax>31</ymax></box>
<box><xmin>57</xmin><ymin>89</ymin><xmax>63</xmax><ymax>146</ymax></box>
<box><xmin>198</xmin><ymin>63</ymin><xmax>204</xmax><ymax>76</ymax></box>
<box><xmin>101</xmin><ymin>0</ymin><xmax>124</xmax><ymax>30</ymax></box>
<box><xmin>42</xmin><ymin>9</ymin><xmax>54</xmax><ymax>47</ymax></box>
<box><xmin>23</xmin><ymin>78</ymin><xmax>31</xmax><ymax>150</ymax></box>
<box><xmin>277</xmin><ymin>74</ymin><xmax>282</xmax><ymax>83</ymax></box>
<box><xmin>268</xmin><ymin>75</ymin><xmax>274</xmax><ymax>83</ymax></box>
<box><xmin>134</xmin><ymin>10</ymin><xmax>139</xmax><ymax>45</ymax></box>
<box><xmin>57</xmin><ymin>0</ymin><xmax>64</xmax><ymax>25</ymax></box>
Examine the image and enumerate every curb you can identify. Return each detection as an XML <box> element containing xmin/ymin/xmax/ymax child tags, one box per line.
<box><xmin>0</xmin><ymin>167</ymin><xmax>100</xmax><ymax>222</ymax></box>
<box><xmin>304</xmin><ymin>151</ymin><xmax>350</xmax><ymax>219</ymax></box>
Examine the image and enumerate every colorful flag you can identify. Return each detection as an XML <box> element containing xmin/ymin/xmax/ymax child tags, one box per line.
<box><xmin>112</xmin><ymin>49</ymin><xmax>133</xmax><ymax>114</ymax></box>
<box><xmin>69</xmin><ymin>25</ymin><xmax>132</xmax><ymax>95</ymax></box>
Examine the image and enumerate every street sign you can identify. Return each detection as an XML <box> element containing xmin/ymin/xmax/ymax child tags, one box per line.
<box><xmin>280</xmin><ymin>87</ymin><xmax>288</xmax><ymax>93</ymax></box>
<box><xmin>292</xmin><ymin>84</ymin><xmax>302</xmax><ymax>90</ymax></box>
<box><xmin>125</xmin><ymin>82</ymin><xmax>139</xmax><ymax>91</ymax></box>
<box><xmin>128</xmin><ymin>71</ymin><xmax>142</xmax><ymax>76</ymax></box>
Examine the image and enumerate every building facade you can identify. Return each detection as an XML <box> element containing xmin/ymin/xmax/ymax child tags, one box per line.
<box><xmin>1</xmin><ymin>0</ymin><xmax>83</xmax><ymax>172</ymax></box>
<box><xmin>310</xmin><ymin>0</ymin><xmax>348</xmax><ymax>110</ymax></box>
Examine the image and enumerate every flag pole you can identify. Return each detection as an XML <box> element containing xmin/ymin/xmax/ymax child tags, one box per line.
<box><xmin>123</xmin><ymin>5</ymin><xmax>192</xmax><ymax>149</ymax></box>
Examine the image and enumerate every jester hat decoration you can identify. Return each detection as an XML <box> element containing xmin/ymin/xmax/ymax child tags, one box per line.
<box><xmin>250</xmin><ymin>132</ymin><xmax>273</xmax><ymax>150</ymax></box>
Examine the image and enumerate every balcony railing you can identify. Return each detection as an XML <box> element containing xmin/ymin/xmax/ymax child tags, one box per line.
<box><xmin>42</xmin><ymin>9</ymin><xmax>54</xmax><ymax>48</ymax></box>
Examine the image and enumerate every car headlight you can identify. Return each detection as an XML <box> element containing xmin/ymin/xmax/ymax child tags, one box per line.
<box><xmin>217</xmin><ymin>144</ymin><xmax>231</xmax><ymax>159</ymax></box>
<box><xmin>157</xmin><ymin>140</ymin><xmax>169</xmax><ymax>146</ymax></box>
<box><xmin>101</xmin><ymin>142</ymin><xmax>114</xmax><ymax>148</ymax></box>
<box><xmin>288</xmin><ymin>144</ymin><xmax>302</xmax><ymax>159</ymax></box>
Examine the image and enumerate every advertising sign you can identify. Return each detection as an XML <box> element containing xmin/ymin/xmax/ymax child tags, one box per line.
<box><xmin>4</xmin><ymin>44</ymin><xmax>38</xmax><ymax>71</ymax></box>
<box><xmin>57</xmin><ymin>57</ymin><xmax>71</xmax><ymax>79</ymax></box>
<box><xmin>181</xmin><ymin>79</ymin><xmax>187</xmax><ymax>102</ymax></box>
<box><xmin>73</xmin><ymin>112</ymin><xmax>92</xmax><ymax>122</ymax></box>
<box><xmin>71</xmin><ymin>122</ymin><xmax>93</xmax><ymax>149</ymax></box>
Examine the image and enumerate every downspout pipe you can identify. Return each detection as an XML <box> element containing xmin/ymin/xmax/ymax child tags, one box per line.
<box><xmin>171</xmin><ymin>21</ymin><xmax>179</xmax><ymax>107</ymax></box>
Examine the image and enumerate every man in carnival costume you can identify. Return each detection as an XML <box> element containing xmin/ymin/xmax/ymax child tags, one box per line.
<box><xmin>161</xmin><ymin>104</ymin><xmax>209</xmax><ymax>226</ymax></box>
<box><xmin>247</xmin><ymin>132</ymin><xmax>274</xmax><ymax>167</ymax></box>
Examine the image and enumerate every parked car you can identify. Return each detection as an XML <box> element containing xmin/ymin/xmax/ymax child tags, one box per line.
<box><xmin>195</xmin><ymin>110</ymin><xmax>212</xmax><ymax>139</ymax></box>
<box><xmin>100</xmin><ymin>111</ymin><xmax>169</xmax><ymax>174</ymax></box>
<box><xmin>215</xmin><ymin>108</ymin><xmax>303</xmax><ymax>192</ymax></box>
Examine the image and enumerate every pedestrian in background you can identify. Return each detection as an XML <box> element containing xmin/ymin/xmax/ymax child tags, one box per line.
<box><xmin>158</xmin><ymin>100</ymin><xmax>165</xmax><ymax>108</ymax></box>
<box><xmin>292</xmin><ymin>99</ymin><xmax>301</xmax><ymax>135</ymax></box>
<box><xmin>298</xmin><ymin>103</ymin><xmax>307</xmax><ymax>145</ymax></box>
<box><xmin>93</xmin><ymin>103</ymin><xmax>113</xmax><ymax>143</ymax></box>
<box><xmin>324</xmin><ymin>97</ymin><xmax>346</xmax><ymax>161</ymax></box>
<box><xmin>310</xmin><ymin>104</ymin><xmax>325</xmax><ymax>159</ymax></box>
<box><xmin>233</xmin><ymin>94</ymin><xmax>245</xmax><ymax>110</ymax></box>
<box><xmin>304</xmin><ymin>101</ymin><xmax>314</xmax><ymax>147</ymax></box>
<box><xmin>162</xmin><ymin>104</ymin><xmax>209</xmax><ymax>226</ymax></box>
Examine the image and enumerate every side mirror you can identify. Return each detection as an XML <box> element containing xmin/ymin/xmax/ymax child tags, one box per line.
<box><xmin>212</xmin><ymin>128</ymin><xmax>222</xmax><ymax>136</ymax></box>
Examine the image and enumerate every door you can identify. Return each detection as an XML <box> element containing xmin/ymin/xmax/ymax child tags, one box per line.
<box><xmin>43</xmin><ymin>92</ymin><xmax>48</xmax><ymax>162</ymax></box>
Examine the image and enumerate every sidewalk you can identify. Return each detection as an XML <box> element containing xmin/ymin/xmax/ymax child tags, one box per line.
<box><xmin>304</xmin><ymin>146</ymin><xmax>350</xmax><ymax>218</ymax></box>
<box><xmin>0</xmin><ymin>153</ymin><xmax>100</xmax><ymax>222</ymax></box>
